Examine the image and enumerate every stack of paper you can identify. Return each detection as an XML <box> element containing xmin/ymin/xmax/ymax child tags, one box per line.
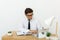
<box><xmin>16</xmin><ymin>29</ymin><xmax>31</xmax><ymax>36</ymax></box>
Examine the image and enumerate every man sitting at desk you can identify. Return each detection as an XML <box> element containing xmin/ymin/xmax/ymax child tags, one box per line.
<box><xmin>21</xmin><ymin>8</ymin><xmax>42</xmax><ymax>37</ymax></box>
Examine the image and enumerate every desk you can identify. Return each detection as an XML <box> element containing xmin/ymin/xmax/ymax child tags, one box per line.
<box><xmin>2</xmin><ymin>35</ymin><xmax>46</xmax><ymax>40</ymax></box>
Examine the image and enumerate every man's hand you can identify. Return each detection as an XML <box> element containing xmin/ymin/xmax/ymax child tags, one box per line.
<box><xmin>29</xmin><ymin>30</ymin><xmax>38</xmax><ymax>34</ymax></box>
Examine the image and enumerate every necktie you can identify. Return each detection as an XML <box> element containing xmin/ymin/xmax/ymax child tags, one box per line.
<box><xmin>28</xmin><ymin>19</ymin><xmax>30</xmax><ymax>30</ymax></box>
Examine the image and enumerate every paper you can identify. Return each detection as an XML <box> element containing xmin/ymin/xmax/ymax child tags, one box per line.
<box><xmin>16</xmin><ymin>29</ymin><xmax>31</xmax><ymax>35</ymax></box>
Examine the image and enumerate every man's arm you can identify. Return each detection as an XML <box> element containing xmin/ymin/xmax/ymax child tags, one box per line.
<box><xmin>29</xmin><ymin>30</ymin><xmax>38</xmax><ymax>34</ymax></box>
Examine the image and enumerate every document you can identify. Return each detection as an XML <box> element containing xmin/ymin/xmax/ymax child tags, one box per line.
<box><xmin>17</xmin><ymin>29</ymin><xmax>31</xmax><ymax>35</ymax></box>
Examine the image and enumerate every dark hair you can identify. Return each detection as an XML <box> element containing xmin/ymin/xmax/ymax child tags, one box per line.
<box><xmin>25</xmin><ymin>8</ymin><xmax>33</xmax><ymax>15</ymax></box>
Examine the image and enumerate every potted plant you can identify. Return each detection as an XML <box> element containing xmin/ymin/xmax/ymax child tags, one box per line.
<box><xmin>46</xmin><ymin>32</ymin><xmax>51</xmax><ymax>39</ymax></box>
<box><xmin>7</xmin><ymin>31</ymin><xmax>12</xmax><ymax>36</ymax></box>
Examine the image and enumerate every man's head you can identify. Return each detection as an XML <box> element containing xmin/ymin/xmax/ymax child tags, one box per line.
<box><xmin>25</xmin><ymin>8</ymin><xmax>33</xmax><ymax>20</ymax></box>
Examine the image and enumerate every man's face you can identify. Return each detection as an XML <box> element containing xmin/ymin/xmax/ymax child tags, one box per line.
<box><xmin>26</xmin><ymin>13</ymin><xmax>33</xmax><ymax>20</ymax></box>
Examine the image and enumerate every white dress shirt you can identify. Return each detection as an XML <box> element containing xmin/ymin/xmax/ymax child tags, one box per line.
<box><xmin>20</xmin><ymin>17</ymin><xmax>42</xmax><ymax>37</ymax></box>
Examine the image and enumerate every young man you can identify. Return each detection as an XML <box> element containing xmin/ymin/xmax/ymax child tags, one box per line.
<box><xmin>21</xmin><ymin>8</ymin><xmax>42</xmax><ymax>37</ymax></box>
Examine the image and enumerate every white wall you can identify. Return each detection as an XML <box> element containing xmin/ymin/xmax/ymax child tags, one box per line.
<box><xmin>0</xmin><ymin>0</ymin><xmax>21</xmax><ymax>40</ymax></box>
<box><xmin>0</xmin><ymin>0</ymin><xmax>60</xmax><ymax>40</ymax></box>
